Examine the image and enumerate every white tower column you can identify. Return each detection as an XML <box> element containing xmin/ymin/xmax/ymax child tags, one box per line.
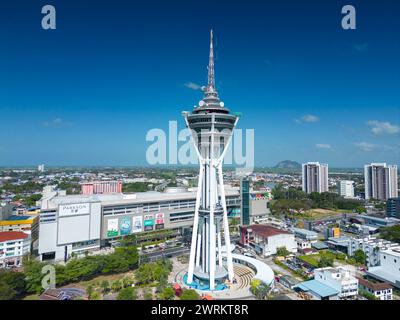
<box><xmin>187</xmin><ymin>162</ymin><xmax>204</xmax><ymax>284</ymax></box>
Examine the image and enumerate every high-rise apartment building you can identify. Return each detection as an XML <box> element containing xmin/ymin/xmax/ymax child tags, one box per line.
<box><xmin>386</xmin><ymin>197</ymin><xmax>400</xmax><ymax>219</ymax></box>
<box><xmin>338</xmin><ymin>180</ymin><xmax>355</xmax><ymax>198</ymax></box>
<box><xmin>302</xmin><ymin>162</ymin><xmax>329</xmax><ymax>194</ymax></box>
<box><xmin>364</xmin><ymin>163</ymin><xmax>398</xmax><ymax>201</ymax></box>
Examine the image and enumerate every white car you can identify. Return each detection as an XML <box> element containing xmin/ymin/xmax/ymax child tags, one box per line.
<box><xmin>244</xmin><ymin>252</ymin><xmax>256</xmax><ymax>258</ymax></box>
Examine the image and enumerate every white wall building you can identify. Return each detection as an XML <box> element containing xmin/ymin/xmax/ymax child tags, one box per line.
<box><xmin>296</xmin><ymin>238</ymin><xmax>312</xmax><ymax>250</ymax></box>
<box><xmin>338</xmin><ymin>180</ymin><xmax>355</xmax><ymax>198</ymax></box>
<box><xmin>358</xmin><ymin>277</ymin><xmax>393</xmax><ymax>300</ymax></box>
<box><xmin>364</xmin><ymin>163</ymin><xmax>398</xmax><ymax>200</ymax></box>
<box><xmin>314</xmin><ymin>267</ymin><xmax>359</xmax><ymax>299</ymax></box>
<box><xmin>348</xmin><ymin>236</ymin><xmax>399</xmax><ymax>267</ymax></box>
<box><xmin>367</xmin><ymin>246</ymin><xmax>400</xmax><ymax>289</ymax></box>
<box><xmin>302</xmin><ymin>162</ymin><xmax>329</xmax><ymax>194</ymax></box>
<box><xmin>240</xmin><ymin>224</ymin><xmax>297</xmax><ymax>257</ymax></box>
<box><xmin>0</xmin><ymin>231</ymin><xmax>31</xmax><ymax>268</ymax></box>
<box><xmin>38</xmin><ymin>186</ymin><xmax>241</xmax><ymax>262</ymax></box>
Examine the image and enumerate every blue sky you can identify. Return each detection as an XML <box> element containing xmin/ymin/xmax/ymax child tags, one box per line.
<box><xmin>1</xmin><ymin>0</ymin><xmax>399</xmax><ymax>167</ymax></box>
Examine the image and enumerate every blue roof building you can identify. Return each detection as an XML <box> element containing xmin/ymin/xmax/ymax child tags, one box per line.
<box><xmin>294</xmin><ymin>279</ymin><xmax>339</xmax><ymax>300</ymax></box>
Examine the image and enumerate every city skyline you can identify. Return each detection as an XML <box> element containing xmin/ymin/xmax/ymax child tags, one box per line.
<box><xmin>1</xmin><ymin>0</ymin><xmax>400</xmax><ymax>167</ymax></box>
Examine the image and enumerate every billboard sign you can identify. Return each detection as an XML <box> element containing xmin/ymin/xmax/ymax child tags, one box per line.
<box><xmin>144</xmin><ymin>214</ymin><xmax>154</xmax><ymax>231</ymax></box>
<box><xmin>155</xmin><ymin>212</ymin><xmax>164</xmax><ymax>230</ymax></box>
<box><xmin>132</xmin><ymin>216</ymin><xmax>143</xmax><ymax>233</ymax></box>
<box><xmin>120</xmin><ymin>217</ymin><xmax>132</xmax><ymax>235</ymax></box>
<box><xmin>59</xmin><ymin>203</ymin><xmax>90</xmax><ymax>217</ymax></box>
<box><xmin>107</xmin><ymin>218</ymin><xmax>119</xmax><ymax>237</ymax></box>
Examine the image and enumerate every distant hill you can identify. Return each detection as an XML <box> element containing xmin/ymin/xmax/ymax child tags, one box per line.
<box><xmin>274</xmin><ymin>160</ymin><xmax>302</xmax><ymax>169</ymax></box>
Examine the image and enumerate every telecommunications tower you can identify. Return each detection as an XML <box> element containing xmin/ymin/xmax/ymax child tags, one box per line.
<box><xmin>182</xmin><ymin>30</ymin><xmax>239</xmax><ymax>290</ymax></box>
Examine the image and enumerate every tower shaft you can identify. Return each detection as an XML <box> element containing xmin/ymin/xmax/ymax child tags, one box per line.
<box><xmin>183</xmin><ymin>30</ymin><xmax>238</xmax><ymax>291</ymax></box>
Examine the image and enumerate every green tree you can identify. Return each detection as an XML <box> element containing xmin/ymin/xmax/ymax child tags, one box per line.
<box><xmin>23</xmin><ymin>257</ymin><xmax>46</xmax><ymax>294</ymax></box>
<box><xmin>353</xmin><ymin>249</ymin><xmax>366</xmax><ymax>265</ymax></box>
<box><xmin>379</xmin><ymin>225</ymin><xmax>400</xmax><ymax>243</ymax></box>
<box><xmin>0</xmin><ymin>270</ymin><xmax>26</xmax><ymax>299</ymax></box>
<box><xmin>359</xmin><ymin>289</ymin><xmax>377</xmax><ymax>300</ymax></box>
<box><xmin>318</xmin><ymin>256</ymin><xmax>334</xmax><ymax>268</ymax></box>
<box><xmin>0</xmin><ymin>283</ymin><xmax>16</xmax><ymax>300</ymax></box>
<box><xmin>143</xmin><ymin>288</ymin><xmax>153</xmax><ymax>300</ymax></box>
<box><xmin>272</xmin><ymin>184</ymin><xmax>286</xmax><ymax>200</ymax></box>
<box><xmin>180</xmin><ymin>289</ymin><xmax>199</xmax><ymax>300</ymax></box>
<box><xmin>117</xmin><ymin>287</ymin><xmax>137</xmax><ymax>300</ymax></box>
<box><xmin>159</xmin><ymin>286</ymin><xmax>175</xmax><ymax>300</ymax></box>
<box><xmin>86</xmin><ymin>285</ymin><xmax>94</xmax><ymax>298</ymax></box>
<box><xmin>100</xmin><ymin>280</ymin><xmax>110</xmax><ymax>294</ymax></box>
<box><xmin>255</xmin><ymin>283</ymin><xmax>270</xmax><ymax>300</ymax></box>
<box><xmin>89</xmin><ymin>291</ymin><xmax>101</xmax><ymax>300</ymax></box>
<box><xmin>122</xmin><ymin>276</ymin><xmax>134</xmax><ymax>288</ymax></box>
<box><xmin>276</xmin><ymin>246</ymin><xmax>290</xmax><ymax>257</ymax></box>
<box><xmin>111</xmin><ymin>280</ymin><xmax>122</xmax><ymax>292</ymax></box>
<box><xmin>250</xmin><ymin>279</ymin><xmax>261</xmax><ymax>295</ymax></box>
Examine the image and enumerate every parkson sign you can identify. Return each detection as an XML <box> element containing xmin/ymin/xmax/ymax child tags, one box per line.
<box><xmin>59</xmin><ymin>203</ymin><xmax>90</xmax><ymax>217</ymax></box>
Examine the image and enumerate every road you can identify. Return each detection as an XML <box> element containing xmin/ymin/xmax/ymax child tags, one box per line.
<box><xmin>140</xmin><ymin>246</ymin><xmax>189</xmax><ymax>263</ymax></box>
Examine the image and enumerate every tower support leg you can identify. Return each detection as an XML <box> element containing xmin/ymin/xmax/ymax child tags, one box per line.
<box><xmin>187</xmin><ymin>163</ymin><xmax>204</xmax><ymax>284</ymax></box>
<box><xmin>218</xmin><ymin>164</ymin><xmax>234</xmax><ymax>281</ymax></box>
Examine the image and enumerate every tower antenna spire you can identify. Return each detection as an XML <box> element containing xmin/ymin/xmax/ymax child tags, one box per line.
<box><xmin>207</xmin><ymin>29</ymin><xmax>215</xmax><ymax>92</ymax></box>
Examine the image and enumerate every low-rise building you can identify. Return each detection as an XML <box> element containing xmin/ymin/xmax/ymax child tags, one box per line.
<box><xmin>367</xmin><ymin>246</ymin><xmax>400</xmax><ymax>289</ymax></box>
<box><xmin>279</xmin><ymin>275</ymin><xmax>300</xmax><ymax>289</ymax></box>
<box><xmin>294</xmin><ymin>279</ymin><xmax>339</xmax><ymax>300</ymax></box>
<box><xmin>0</xmin><ymin>231</ymin><xmax>31</xmax><ymax>268</ymax></box>
<box><xmin>325</xmin><ymin>236</ymin><xmax>351</xmax><ymax>254</ymax></box>
<box><xmin>313</xmin><ymin>267</ymin><xmax>359</xmax><ymax>299</ymax></box>
<box><xmin>292</xmin><ymin>228</ymin><xmax>318</xmax><ymax>242</ymax></box>
<box><xmin>358</xmin><ymin>277</ymin><xmax>393</xmax><ymax>300</ymax></box>
<box><xmin>348</xmin><ymin>236</ymin><xmax>398</xmax><ymax>267</ymax></box>
<box><xmin>0</xmin><ymin>215</ymin><xmax>39</xmax><ymax>239</ymax></box>
<box><xmin>296</xmin><ymin>238</ymin><xmax>312</xmax><ymax>250</ymax></box>
<box><xmin>359</xmin><ymin>215</ymin><xmax>400</xmax><ymax>228</ymax></box>
<box><xmin>239</xmin><ymin>224</ymin><xmax>297</xmax><ymax>257</ymax></box>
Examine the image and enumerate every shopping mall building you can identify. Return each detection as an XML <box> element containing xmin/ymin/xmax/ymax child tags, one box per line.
<box><xmin>38</xmin><ymin>182</ymin><xmax>271</xmax><ymax>262</ymax></box>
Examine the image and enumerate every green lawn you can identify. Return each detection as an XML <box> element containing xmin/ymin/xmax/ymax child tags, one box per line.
<box><xmin>73</xmin><ymin>271</ymin><xmax>134</xmax><ymax>289</ymax></box>
<box><xmin>298</xmin><ymin>250</ymin><xmax>341</xmax><ymax>267</ymax></box>
<box><xmin>298</xmin><ymin>250</ymin><xmax>361</xmax><ymax>268</ymax></box>
<box><xmin>22</xmin><ymin>294</ymin><xmax>40</xmax><ymax>300</ymax></box>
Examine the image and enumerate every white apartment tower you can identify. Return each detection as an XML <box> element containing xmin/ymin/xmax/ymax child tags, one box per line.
<box><xmin>364</xmin><ymin>163</ymin><xmax>398</xmax><ymax>201</ymax></box>
<box><xmin>338</xmin><ymin>180</ymin><xmax>355</xmax><ymax>198</ymax></box>
<box><xmin>302</xmin><ymin>162</ymin><xmax>329</xmax><ymax>194</ymax></box>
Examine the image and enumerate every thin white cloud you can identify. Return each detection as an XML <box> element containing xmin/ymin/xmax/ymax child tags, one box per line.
<box><xmin>42</xmin><ymin>118</ymin><xmax>71</xmax><ymax>128</ymax></box>
<box><xmin>296</xmin><ymin>114</ymin><xmax>319</xmax><ymax>123</ymax></box>
<box><xmin>367</xmin><ymin>120</ymin><xmax>400</xmax><ymax>135</ymax></box>
<box><xmin>316</xmin><ymin>143</ymin><xmax>331</xmax><ymax>149</ymax></box>
<box><xmin>355</xmin><ymin>142</ymin><xmax>376</xmax><ymax>152</ymax></box>
<box><xmin>184</xmin><ymin>82</ymin><xmax>202</xmax><ymax>90</ymax></box>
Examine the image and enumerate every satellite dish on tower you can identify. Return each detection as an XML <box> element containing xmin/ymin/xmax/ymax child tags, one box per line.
<box><xmin>199</xmin><ymin>100</ymin><xmax>205</xmax><ymax>107</ymax></box>
<box><xmin>219</xmin><ymin>102</ymin><xmax>224</xmax><ymax>107</ymax></box>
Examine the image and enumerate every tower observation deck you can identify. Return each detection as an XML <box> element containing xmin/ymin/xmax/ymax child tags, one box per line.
<box><xmin>182</xmin><ymin>30</ymin><xmax>239</xmax><ymax>290</ymax></box>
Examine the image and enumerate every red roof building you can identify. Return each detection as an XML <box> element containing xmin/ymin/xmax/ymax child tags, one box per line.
<box><xmin>0</xmin><ymin>231</ymin><xmax>28</xmax><ymax>242</ymax></box>
<box><xmin>239</xmin><ymin>224</ymin><xmax>297</xmax><ymax>257</ymax></box>
<box><xmin>0</xmin><ymin>231</ymin><xmax>30</xmax><ymax>268</ymax></box>
<box><xmin>358</xmin><ymin>277</ymin><xmax>393</xmax><ymax>300</ymax></box>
